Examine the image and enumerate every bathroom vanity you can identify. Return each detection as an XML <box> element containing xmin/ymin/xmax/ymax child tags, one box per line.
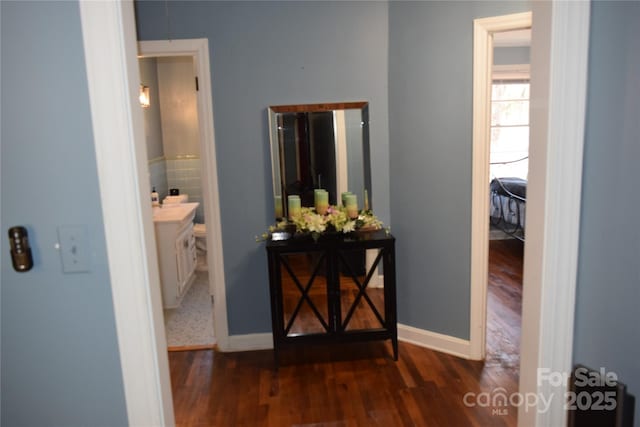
<box><xmin>153</xmin><ymin>202</ymin><xmax>199</xmax><ymax>308</ymax></box>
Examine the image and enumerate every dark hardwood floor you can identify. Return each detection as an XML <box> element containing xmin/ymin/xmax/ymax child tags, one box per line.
<box><xmin>168</xmin><ymin>239</ymin><xmax>523</xmax><ymax>426</ymax></box>
<box><xmin>486</xmin><ymin>239</ymin><xmax>523</xmax><ymax>373</ymax></box>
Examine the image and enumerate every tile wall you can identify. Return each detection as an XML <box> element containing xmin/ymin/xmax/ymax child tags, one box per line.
<box><xmin>165</xmin><ymin>156</ymin><xmax>204</xmax><ymax>224</ymax></box>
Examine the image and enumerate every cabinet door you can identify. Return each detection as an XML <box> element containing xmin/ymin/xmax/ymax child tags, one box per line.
<box><xmin>336</xmin><ymin>247</ymin><xmax>386</xmax><ymax>332</ymax></box>
<box><xmin>175</xmin><ymin>224</ymin><xmax>196</xmax><ymax>296</ymax></box>
<box><xmin>276</xmin><ymin>251</ymin><xmax>331</xmax><ymax>336</ymax></box>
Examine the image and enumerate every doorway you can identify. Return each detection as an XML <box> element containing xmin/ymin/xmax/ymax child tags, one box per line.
<box><xmin>139</xmin><ymin>53</ymin><xmax>214</xmax><ymax>350</ymax></box>
<box><xmin>470</xmin><ymin>11</ymin><xmax>532</xmax><ymax>362</ymax></box>
<box><xmin>138</xmin><ymin>39</ymin><xmax>229</xmax><ymax>351</ymax></box>
<box><xmin>485</xmin><ymin>28</ymin><xmax>530</xmax><ymax>374</ymax></box>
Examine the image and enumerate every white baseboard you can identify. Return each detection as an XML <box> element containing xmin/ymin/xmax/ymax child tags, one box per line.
<box><xmin>220</xmin><ymin>333</ymin><xmax>273</xmax><ymax>352</ymax></box>
<box><xmin>398</xmin><ymin>323</ymin><xmax>472</xmax><ymax>359</ymax></box>
<box><xmin>219</xmin><ymin>325</ymin><xmax>472</xmax><ymax>360</ymax></box>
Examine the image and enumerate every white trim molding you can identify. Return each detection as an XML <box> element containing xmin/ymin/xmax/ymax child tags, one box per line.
<box><xmin>493</xmin><ymin>63</ymin><xmax>531</xmax><ymax>81</ymax></box>
<box><xmin>137</xmin><ymin>39</ymin><xmax>230</xmax><ymax>352</ymax></box>
<box><xmin>225</xmin><ymin>333</ymin><xmax>274</xmax><ymax>352</ymax></box>
<box><xmin>79</xmin><ymin>1</ymin><xmax>174</xmax><ymax>425</ymax></box>
<box><xmin>227</xmin><ymin>327</ymin><xmax>473</xmax><ymax>356</ymax></box>
<box><xmin>225</xmin><ymin>326</ymin><xmax>474</xmax><ymax>357</ymax></box>
<box><xmin>518</xmin><ymin>2</ymin><xmax>590</xmax><ymax>426</ymax></box>
<box><xmin>398</xmin><ymin>324</ymin><xmax>471</xmax><ymax>360</ymax></box>
<box><xmin>471</xmin><ymin>11</ymin><xmax>532</xmax><ymax>361</ymax></box>
<box><xmin>228</xmin><ymin>326</ymin><xmax>474</xmax><ymax>357</ymax></box>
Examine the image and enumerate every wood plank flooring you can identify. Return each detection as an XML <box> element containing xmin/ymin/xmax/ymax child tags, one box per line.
<box><xmin>486</xmin><ymin>239</ymin><xmax>523</xmax><ymax>373</ymax></box>
<box><xmin>168</xmin><ymin>240</ymin><xmax>523</xmax><ymax>426</ymax></box>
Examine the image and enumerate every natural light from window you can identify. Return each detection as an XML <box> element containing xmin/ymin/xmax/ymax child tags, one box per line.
<box><xmin>490</xmin><ymin>82</ymin><xmax>529</xmax><ymax>180</ymax></box>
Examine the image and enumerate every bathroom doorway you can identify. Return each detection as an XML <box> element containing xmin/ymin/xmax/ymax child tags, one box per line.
<box><xmin>138</xmin><ymin>39</ymin><xmax>228</xmax><ymax>351</ymax></box>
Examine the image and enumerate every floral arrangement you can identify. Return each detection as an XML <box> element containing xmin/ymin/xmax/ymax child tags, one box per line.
<box><xmin>257</xmin><ymin>205</ymin><xmax>384</xmax><ymax>242</ymax></box>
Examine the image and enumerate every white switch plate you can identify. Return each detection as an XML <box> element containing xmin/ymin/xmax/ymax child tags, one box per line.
<box><xmin>57</xmin><ymin>225</ymin><xmax>90</xmax><ymax>273</ymax></box>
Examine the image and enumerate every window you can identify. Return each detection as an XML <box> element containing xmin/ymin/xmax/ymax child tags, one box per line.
<box><xmin>490</xmin><ymin>81</ymin><xmax>529</xmax><ymax>180</ymax></box>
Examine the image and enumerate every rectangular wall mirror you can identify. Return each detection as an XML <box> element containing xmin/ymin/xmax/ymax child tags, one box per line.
<box><xmin>268</xmin><ymin>102</ymin><xmax>371</xmax><ymax>219</ymax></box>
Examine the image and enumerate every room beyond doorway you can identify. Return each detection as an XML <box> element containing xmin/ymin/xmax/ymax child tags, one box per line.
<box><xmin>138</xmin><ymin>39</ymin><xmax>230</xmax><ymax>350</ymax></box>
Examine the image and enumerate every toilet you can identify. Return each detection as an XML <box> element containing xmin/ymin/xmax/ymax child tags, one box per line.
<box><xmin>163</xmin><ymin>194</ymin><xmax>208</xmax><ymax>271</ymax></box>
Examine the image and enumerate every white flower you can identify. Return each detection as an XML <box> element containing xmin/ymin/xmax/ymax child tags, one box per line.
<box><xmin>342</xmin><ymin>220</ymin><xmax>356</xmax><ymax>233</ymax></box>
<box><xmin>258</xmin><ymin>204</ymin><xmax>384</xmax><ymax>243</ymax></box>
<box><xmin>306</xmin><ymin>213</ymin><xmax>327</xmax><ymax>233</ymax></box>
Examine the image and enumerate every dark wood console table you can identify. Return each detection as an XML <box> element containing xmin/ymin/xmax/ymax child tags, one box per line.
<box><xmin>266</xmin><ymin>230</ymin><xmax>397</xmax><ymax>366</ymax></box>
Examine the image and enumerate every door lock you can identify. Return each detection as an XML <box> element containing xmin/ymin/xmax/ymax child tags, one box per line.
<box><xmin>8</xmin><ymin>226</ymin><xmax>34</xmax><ymax>272</ymax></box>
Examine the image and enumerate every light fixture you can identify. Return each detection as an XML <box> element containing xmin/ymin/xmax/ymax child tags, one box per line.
<box><xmin>139</xmin><ymin>85</ymin><xmax>150</xmax><ymax>108</ymax></box>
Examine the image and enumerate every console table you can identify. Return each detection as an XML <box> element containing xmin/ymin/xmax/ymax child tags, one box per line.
<box><xmin>266</xmin><ymin>230</ymin><xmax>397</xmax><ymax>366</ymax></box>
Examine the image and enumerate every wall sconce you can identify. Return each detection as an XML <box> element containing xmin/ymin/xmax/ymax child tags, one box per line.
<box><xmin>139</xmin><ymin>85</ymin><xmax>150</xmax><ymax>108</ymax></box>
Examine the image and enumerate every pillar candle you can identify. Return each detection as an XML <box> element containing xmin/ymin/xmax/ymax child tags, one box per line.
<box><xmin>345</xmin><ymin>194</ymin><xmax>358</xmax><ymax>219</ymax></box>
<box><xmin>315</xmin><ymin>190</ymin><xmax>329</xmax><ymax>215</ymax></box>
<box><xmin>341</xmin><ymin>191</ymin><xmax>353</xmax><ymax>207</ymax></box>
<box><xmin>287</xmin><ymin>195</ymin><xmax>301</xmax><ymax>220</ymax></box>
<box><xmin>274</xmin><ymin>195</ymin><xmax>283</xmax><ymax>219</ymax></box>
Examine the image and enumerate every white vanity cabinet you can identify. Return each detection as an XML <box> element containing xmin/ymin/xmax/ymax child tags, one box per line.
<box><xmin>153</xmin><ymin>203</ymin><xmax>199</xmax><ymax>309</ymax></box>
<box><xmin>175</xmin><ymin>222</ymin><xmax>197</xmax><ymax>298</ymax></box>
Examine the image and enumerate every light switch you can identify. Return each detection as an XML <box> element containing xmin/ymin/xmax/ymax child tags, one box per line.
<box><xmin>57</xmin><ymin>225</ymin><xmax>90</xmax><ymax>273</ymax></box>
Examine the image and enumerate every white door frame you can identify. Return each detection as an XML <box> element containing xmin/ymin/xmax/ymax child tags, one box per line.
<box><xmin>79</xmin><ymin>1</ymin><xmax>174</xmax><ymax>424</ymax></box>
<box><xmin>137</xmin><ymin>39</ymin><xmax>230</xmax><ymax>351</ymax></box>
<box><xmin>471</xmin><ymin>4</ymin><xmax>590</xmax><ymax>427</ymax></box>
<box><xmin>518</xmin><ymin>3</ymin><xmax>590</xmax><ymax>426</ymax></box>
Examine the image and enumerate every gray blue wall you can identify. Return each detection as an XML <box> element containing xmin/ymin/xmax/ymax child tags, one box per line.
<box><xmin>0</xmin><ymin>1</ymin><xmax>127</xmax><ymax>425</ymax></box>
<box><xmin>574</xmin><ymin>1</ymin><xmax>640</xmax><ymax>423</ymax></box>
<box><xmin>135</xmin><ymin>1</ymin><xmax>390</xmax><ymax>334</ymax></box>
<box><xmin>494</xmin><ymin>46</ymin><xmax>530</xmax><ymax>66</ymax></box>
<box><xmin>388</xmin><ymin>1</ymin><xmax>530</xmax><ymax>338</ymax></box>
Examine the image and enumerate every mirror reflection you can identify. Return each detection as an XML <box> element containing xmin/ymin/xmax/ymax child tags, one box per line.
<box><xmin>279</xmin><ymin>249</ymin><xmax>385</xmax><ymax>337</ymax></box>
<box><xmin>268</xmin><ymin>102</ymin><xmax>371</xmax><ymax>219</ymax></box>
<box><xmin>280</xmin><ymin>252</ymin><xmax>329</xmax><ymax>336</ymax></box>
